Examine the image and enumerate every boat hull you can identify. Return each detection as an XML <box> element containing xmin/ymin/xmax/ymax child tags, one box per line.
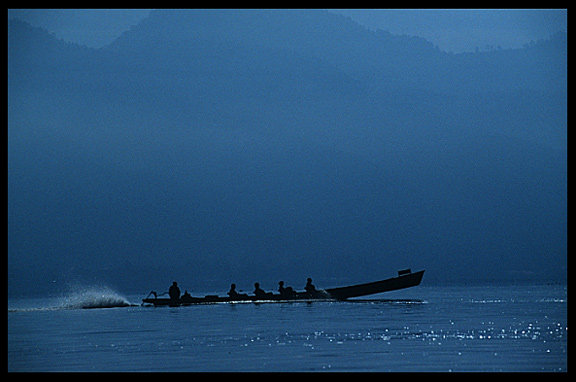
<box><xmin>324</xmin><ymin>270</ymin><xmax>425</xmax><ymax>299</ymax></box>
<box><xmin>142</xmin><ymin>270</ymin><xmax>425</xmax><ymax>306</ymax></box>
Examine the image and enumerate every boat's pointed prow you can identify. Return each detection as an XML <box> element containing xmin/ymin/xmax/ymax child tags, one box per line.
<box><xmin>325</xmin><ymin>270</ymin><xmax>425</xmax><ymax>300</ymax></box>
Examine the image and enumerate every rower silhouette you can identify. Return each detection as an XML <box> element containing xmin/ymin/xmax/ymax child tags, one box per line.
<box><xmin>228</xmin><ymin>283</ymin><xmax>239</xmax><ymax>298</ymax></box>
<box><xmin>305</xmin><ymin>278</ymin><xmax>317</xmax><ymax>296</ymax></box>
<box><xmin>227</xmin><ymin>283</ymin><xmax>248</xmax><ymax>299</ymax></box>
<box><xmin>253</xmin><ymin>282</ymin><xmax>272</xmax><ymax>299</ymax></box>
<box><xmin>278</xmin><ymin>280</ymin><xmax>295</xmax><ymax>298</ymax></box>
<box><xmin>169</xmin><ymin>281</ymin><xmax>181</xmax><ymax>300</ymax></box>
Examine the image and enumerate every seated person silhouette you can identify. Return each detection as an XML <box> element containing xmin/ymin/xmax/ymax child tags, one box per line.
<box><xmin>305</xmin><ymin>278</ymin><xmax>317</xmax><ymax>297</ymax></box>
<box><xmin>228</xmin><ymin>283</ymin><xmax>239</xmax><ymax>298</ymax></box>
<box><xmin>227</xmin><ymin>283</ymin><xmax>247</xmax><ymax>299</ymax></box>
<box><xmin>169</xmin><ymin>281</ymin><xmax>181</xmax><ymax>301</ymax></box>
<box><xmin>253</xmin><ymin>282</ymin><xmax>271</xmax><ymax>299</ymax></box>
<box><xmin>278</xmin><ymin>280</ymin><xmax>295</xmax><ymax>298</ymax></box>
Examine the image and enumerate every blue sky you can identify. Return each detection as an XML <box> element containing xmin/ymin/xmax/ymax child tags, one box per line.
<box><xmin>8</xmin><ymin>9</ymin><xmax>567</xmax><ymax>52</ymax></box>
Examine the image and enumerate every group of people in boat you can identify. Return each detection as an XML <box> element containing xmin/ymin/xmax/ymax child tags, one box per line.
<box><xmin>230</xmin><ymin>278</ymin><xmax>316</xmax><ymax>299</ymax></box>
<box><xmin>235</xmin><ymin>278</ymin><xmax>317</xmax><ymax>299</ymax></box>
<box><xmin>167</xmin><ymin>278</ymin><xmax>318</xmax><ymax>301</ymax></box>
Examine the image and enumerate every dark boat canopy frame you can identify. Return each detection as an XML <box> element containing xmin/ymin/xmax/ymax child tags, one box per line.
<box><xmin>142</xmin><ymin>270</ymin><xmax>425</xmax><ymax>306</ymax></box>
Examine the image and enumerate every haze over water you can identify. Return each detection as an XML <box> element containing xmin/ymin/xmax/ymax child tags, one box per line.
<box><xmin>8</xmin><ymin>9</ymin><xmax>566</xmax><ymax>294</ymax></box>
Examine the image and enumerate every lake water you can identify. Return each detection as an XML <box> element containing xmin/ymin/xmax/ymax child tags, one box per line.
<box><xmin>8</xmin><ymin>283</ymin><xmax>567</xmax><ymax>372</ymax></box>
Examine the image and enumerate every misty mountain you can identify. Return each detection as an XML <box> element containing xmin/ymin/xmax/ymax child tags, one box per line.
<box><xmin>8</xmin><ymin>11</ymin><xmax>566</xmax><ymax>295</ymax></box>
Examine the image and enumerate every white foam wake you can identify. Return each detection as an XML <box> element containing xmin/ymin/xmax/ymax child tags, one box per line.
<box><xmin>8</xmin><ymin>287</ymin><xmax>133</xmax><ymax>312</ymax></box>
<box><xmin>59</xmin><ymin>287</ymin><xmax>132</xmax><ymax>309</ymax></box>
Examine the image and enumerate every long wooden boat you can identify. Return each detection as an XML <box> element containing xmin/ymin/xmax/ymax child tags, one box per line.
<box><xmin>142</xmin><ymin>269</ymin><xmax>424</xmax><ymax>306</ymax></box>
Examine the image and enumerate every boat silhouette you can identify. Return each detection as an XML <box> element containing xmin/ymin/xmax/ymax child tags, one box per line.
<box><xmin>142</xmin><ymin>269</ymin><xmax>425</xmax><ymax>307</ymax></box>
